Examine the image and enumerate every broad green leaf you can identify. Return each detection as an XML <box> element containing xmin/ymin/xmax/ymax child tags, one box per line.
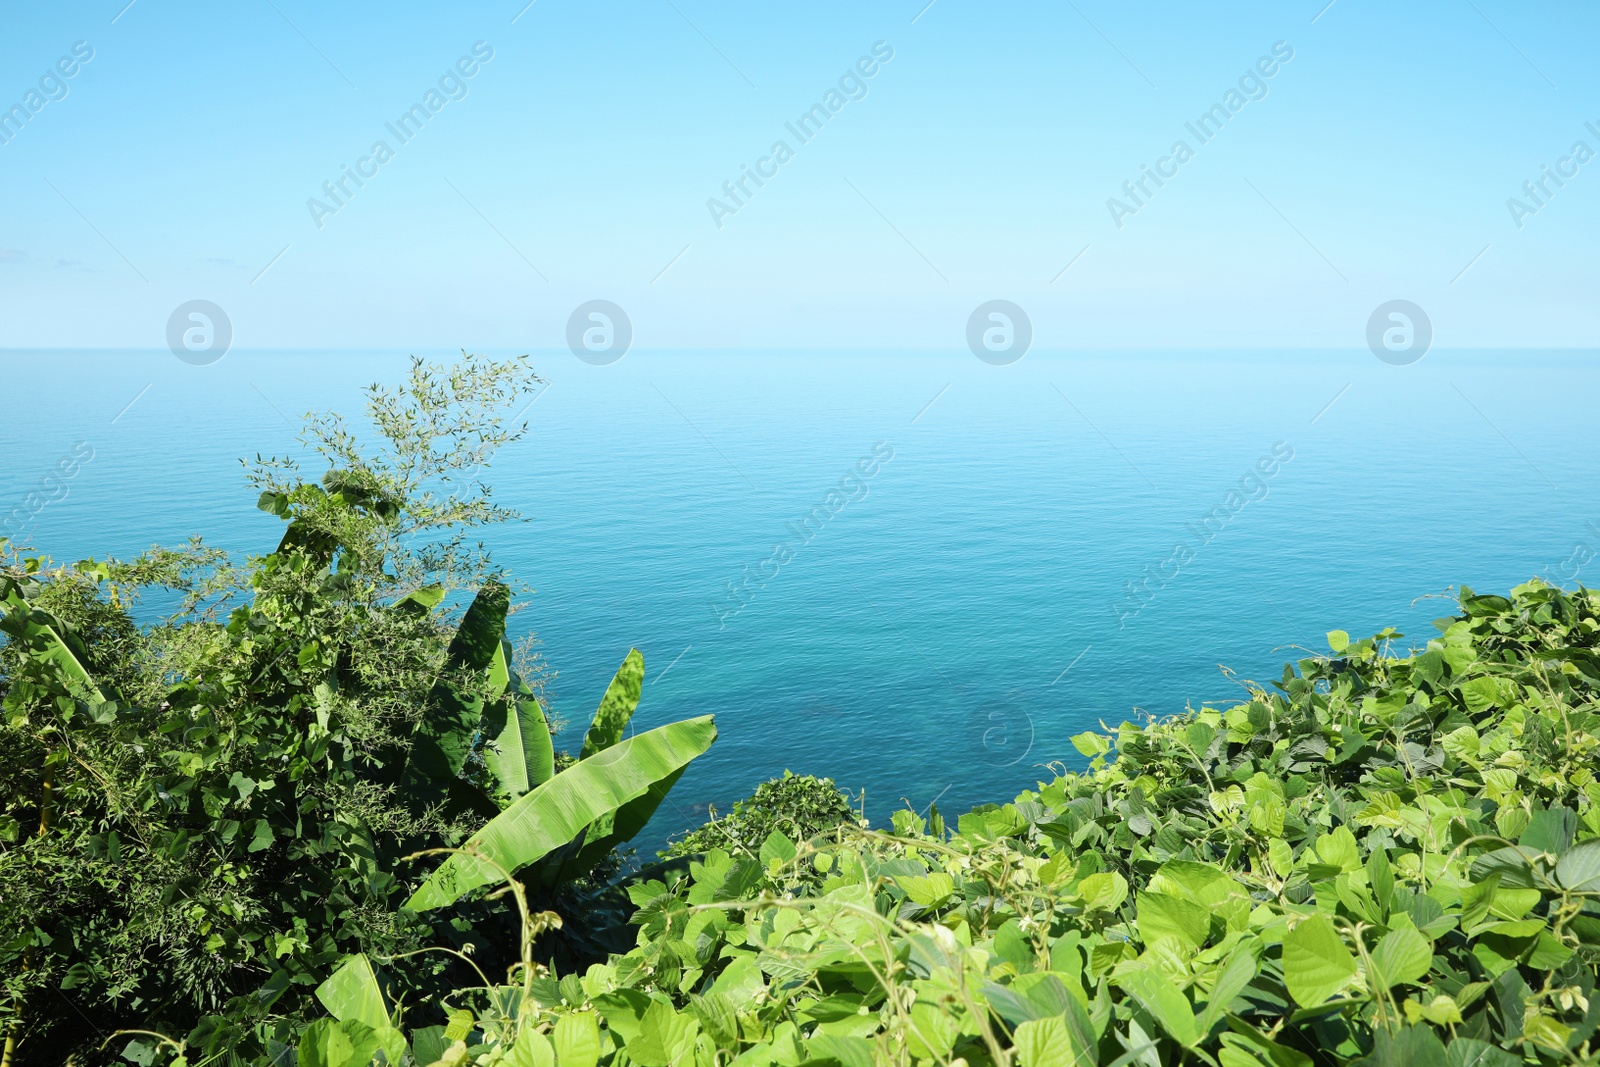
<box><xmin>296</xmin><ymin>1018</ymin><xmax>382</xmax><ymax>1067</ymax></box>
<box><xmin>1315</xmin><ymin>826</ymin><xmax>1360</xmax><ymax>872</ymax></box>
<box><xmin>403</xmin><ymin>581</ymin><xmax>510</xmax><ymax>798</ymax></box>
<box><xmin>1015</xmin><ymin>1015</ymin><xmax>1096</xmax><ymax>1067</ymax></box>
<box><xmin>0</xmin><ymin>579</ymin><xmax>107</xmax><ymax>703</ymax></box>
<box><xmin>580</xmin><ymin>648</ymin><xmax>645</xmax><ymax>759</ymax></box>
<box><xmin>1371</xmin><ymin>927</ymin><xmax>1432</xmax><ymax>988</ymax></box>
<box><xmin>1121</xmin><ymin>1017</ymin><xmax>1163</xmax><ymax>1067</ymax></box>
<box><xmin>444</xmin><ymin>1008</ymin><xmax>474</xmax><ymax>1041</ymax></box>
<box><xmin>1443</xmin><ymin>1036</ymin><xmax>1520</xmax><ymax>1067</ymax></box>
<box><xmin>1136</xmin><ymin>892</ymin><xmax>1211</xmax><ymax>951</ymax></box>
<box><xmin>1071</xmin><ymin>731</ymin><xmax>1110</xmax><ymax>759</ymax></box>
<box><xmin>392</xmin><ymin>584</ymin><xmax>445</xmax><ymax>614</ymax></box>
<box><xmin>314</xmin><ymin>954</ymin><xmax>386</xmax><ymax>1031</ymax></box>
<box><xmin>1185</xmin><ymin>721</ymin><xmax>1217</xmax><ymax>755</ymax></box>
<box><xmin>1556</xmin><ymin>838</ymin><xmax>1600</xmax><ymax>893</ymax></box>
<box><xmin>898</xmin><ymin>872</ymin><xmax>955</xmax><ymax>907</ymax></box>
<box><xmin>1061</xmin><ymin>985</ymin><xmax>1102</xmax><ymax>1064</ymax></box>
<box><xmin>1487</xmin><ymin>887</ymin><xmax>1541</xmax><ymax>920</ymax></box>
<box><xmin>1327</xmin><ymin>630</ymin><xmax>1350</xmax><ymax>653</ymax></box>
<box><xmin>1367</xmin><ymin>848</ymin><xmax>1395</xmax><ymax>913</ymax></box>
<box><xmin>410</xmin><ymin>1027</ymin><xmax>448</xmax><ymax>1065</ymax></box>
<box><xmin>1120</xmin><ymin>966</ymin><xmax>1200</xmax><ymax>1047</ymax></box>
<box><xmin>1281</xmin><ymin>914</ymin><xmax>1356</xmax><ymax>1006</ymax></box>
<box><xmin>708</xmin><ymin>956</ymin><xmax>765</xmax><ymax>1001</ymax></box>
<box><xmin>1268</xmin><ymin>839</ymin><xmax>1294</xmax><ymax>879</ymax></box>
<box><xmin>1222</xmin><ymin>1016</ymin><xmax>1313</xmax><ymax>1067</ymax></box>
<box><xmin>627</xmin><ymin>1000</ymin><xmax>699</xmax><ymax>1067</ymax></box>
<box><xmin>1469</xmin><ymin>847</ymin><xmax>1539</xmax><ymax>889</ymax></box>
<box><xmin>1525</xmin><ymin>931</ymin><xmax>1572</xmax><ymax>970</ymax></box>
<box><xmin>509</xmin><ymin>1028</ymin><xmax>555</xmax><ymax>1067</ymax></box>
<box><xmin>1460</xmin><ymin>676</ymin><xmax>1500</xmax><ymax>714</ymax></box>
<box><xmin>688</xmin><ymin>992</ymin><xmax>739</xmax><ymax>1047</ymax></box>
<box><xmin>1150</xmin><ymin>860</ymin><xmax>1234</xmax><ymax>906</ymax></box>
<box><xmin>807</xmin><ymin>1035</ymin><xmax>874</xmax><ymax>1067</ymax></box>
<box><xmin>1460</xmin><ymin>870</ymin><xmax>1503</xmax><ymax>934</ymax></box>
<box><xmin>1492</xmin><ymin>795</ymin><xmax>1531</xmax><ymax>837</ymax></box>
<box><xmin>406</xmin><ymin>716</ymin><xmax>716</xmax><ymax>910</ymax></box>
<box><xmin>545</xmin><ymin>766</ymin><xmax>690</xmax><ymax>888</ymax></box>
<box><xmin>592</xmin><ymin>990</ymin><xmax>652</xmax><ymax>1044</ymax></box>
<box><xmin>1360</xmin><ymin>1024</ymin><xmax>1447</xmax><ymax>1067</ymax></box>
<box><xmin>908</xmin><ymin>1001</ymin><xmax>959</xmax><ymax>1059</ymax></box>
<box><xmin>1077</xmin><ymin>871</ymin><xmax>1128</xmax><ymax>912</ymax></box>
<box><xmin>994</xmin><ymin>919</ymin><xmax>1034</xmax><ymax>972</ymax></box>
<box><xmin>1407</xmin><ymin>995</ymin><xmax>1463</xmax><ymax>1026</ymax></box>
<box><xmin>1441</xmin><ymin>726</ymin><xmax>1480</xmax><ymax>763</ymax></box>
<box><xmin>983</xmin><ymin>980</ymin><xmax>1051</xmax><ymax>1026</ymax></box>
<box><xmin>1197</xmin><ymin>946</ymin><xmax>1257</xmax><ymax>1035</ymax></box>
<box><xmin>481</xmin><ymin>640</ymin><xmax>555</xmax><ymax>800</ymax></box>
<box><xmin>759</xmin><ymin>830</ymin><xmax>798</xmax><ymax>868</ymax></box>
<box><xmin>1519</xmin><ymin>806</ymin><xmax>1575</xmax><ymax>854</ymax></box>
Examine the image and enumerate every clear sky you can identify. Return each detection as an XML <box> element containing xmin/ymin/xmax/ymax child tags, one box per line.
<box><xmin>1</xmin><ymin>0</ymin><xmax>1596</xmax><ymax>350</ymax></box>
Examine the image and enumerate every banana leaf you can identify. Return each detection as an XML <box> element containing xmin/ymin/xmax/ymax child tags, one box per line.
<box><xmin>406</xmin><ymin>715</ymin><xmax>716</xmax><ymax>911</ymax></box>
<box><xmin>544</xmin><ymin>766</ymin><xmax>688</xmax><ymax>888</ymax></box>
<box><xmin>0</xmin><ymin>576</ymin><xmax>107</xmax><ymax>703</ymax></box>
<box><xmin>312</xmin><ymin>954</ymin><xmax>406</xmax><ymax>1066</ymax></box>
<box><xmin>480</xmin><ymin>639</ymin><xmax>554</xmax><ymax>801</ymax></box>
<box><xmin>401</xmin><ymin>581</ymin><xmax>509</xmax><ymax>801</ymax></box>
<box><xmin>579</xmin><ymin>648</ymin><xmax>644</xmax><ymax>759</ymax></box>
<box><xmin>392</xmin><ymin>584</ymin><xmax>445</xmax><ymax>616</ymax></box>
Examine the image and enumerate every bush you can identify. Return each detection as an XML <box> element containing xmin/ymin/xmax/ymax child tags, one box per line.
<box><xmin>662</xmin><ymin>771</ymin><xmax>860</xmax><ymax>860</ymax></box>
<box><xmin>1</xmin><ymin>357</ymin><xmax>715</xmax><ymax>1065</ymax></box>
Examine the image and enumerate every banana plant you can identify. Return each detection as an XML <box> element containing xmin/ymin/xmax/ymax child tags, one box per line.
<box><xmin>0</xmin><ymin>571</ymin><xmax>110</xmax><ymax>840</ymax></box>
<box><xmin>0</xmin><ymin>572</ymin><xmax>109</xmax><ymax>1067</ymax></box>
<box><xmin>405</xmin><ymin>646</ymin><xmax>715</xmax><ymax>912</ymax></box>
<box><xmin>391</xmin><ymin>583</ymin><xmax>713</xmax><ymax>911</ymax></box>
<box><xmin>396</xmin><ymin>580</ymin><xmax>554</xmax><ymax>816</ymax></box>
<box><xmin>0</xmin><ymin>573</ymin><xmax>107</xmax><ymax>706</ymax></box>
<box><xmin>479</xmin><ymin>637</ymin><xmax>555</xmax><ymax>800</ymax></box>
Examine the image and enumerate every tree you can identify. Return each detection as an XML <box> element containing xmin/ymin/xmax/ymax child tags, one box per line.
<box><xmin>1</xmin><ymin>355</ymin><xmax>551</xmax><ymax>1064</ymax></box>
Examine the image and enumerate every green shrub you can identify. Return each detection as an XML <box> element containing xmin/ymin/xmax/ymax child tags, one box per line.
<box><xmin>0</xmin><ymin>357</ymin><xmax>715</xmax><ymax>1067</ymax></box>
<box><xmin>662</xmin><ymin>771</ymin><xmax>861</xmax><ymax>860</ymax></box>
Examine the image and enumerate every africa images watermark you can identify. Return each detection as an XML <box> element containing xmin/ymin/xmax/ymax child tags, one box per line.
<box><xmin>1506</xmin><ymin>120</ymin><xmax>1600</xmax><ymax>230</ymax></box>
<box><xmin>1</xmin><ymin>442</ymin><xmax>95</xmax><ymax>543</ymax></box>
<box><xmin>1539</xmin><ymin>522</ymin><xmax>1600</xmax><ymax>589</ymax></box>
<box><xmin>306</xmin><ymin>42</ymin><xmax>495</xmax><ymax>228</ymax></box>
<box><xmin>1109</xmin><ymin>441</ymin><xmax>1294</xmax><ymax>628</ymax></box>
<box><xmin>706</xmin><ymin>41</ymin><xmax>895</xmax><ymax>229</ymax></box>
<box><xmin>708</xmin><ymin>442</ymin><xmax>895</xmax><ymax>628</ymax></box>
<box><xmin>1106</xmin><ymin>41</ymin><xmax>1295</xmax><ymax>229</ymax></box>
<box><xmin>0</xmin><ymin>40</ymin><xmax>95</xmax><ymax>147</ymax></box>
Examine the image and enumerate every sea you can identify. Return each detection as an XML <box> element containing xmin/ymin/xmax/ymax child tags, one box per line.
<box><xmin>3</xmin><ymin>348</ymin><xmax>1596</xmax><ymax>852</ymax></box>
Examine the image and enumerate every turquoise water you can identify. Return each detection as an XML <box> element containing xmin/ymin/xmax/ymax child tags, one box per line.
<box><xmin>4</xmin><ymin>349</ymin><xmax>1597</xmax><ymax>849</ymax></box>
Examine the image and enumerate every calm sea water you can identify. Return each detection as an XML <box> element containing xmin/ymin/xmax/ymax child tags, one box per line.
<box><xmin>4</xmin><ymin>349</ymin><xmax>1596</xmax><ymax>850</ymax></box>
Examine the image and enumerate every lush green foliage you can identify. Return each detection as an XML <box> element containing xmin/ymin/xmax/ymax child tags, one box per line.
<box><xmin>662</xmin><ymin>772</ymin><xmax>861</xmax><ymax>862</ymax></box>
<box><xmin>283</xmin><ymin>579</ymin><xmax>1600</xmax><ymax>1067</ymax></box>
<box><xmin>11</xmin><ymin>358</ymin><xmax>1600</xmax><ymax>1067</ymax></box>
<box><xmin>0</xmin><ymin>357</ymin><xmax>715</xmax><ymax>1066</ymax></box>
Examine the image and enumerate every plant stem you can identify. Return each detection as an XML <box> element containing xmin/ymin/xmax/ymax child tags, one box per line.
<box><xmin>38</xmin><ymin>768</ymin><xmax>52</xmax><ymax>836</ymax></box>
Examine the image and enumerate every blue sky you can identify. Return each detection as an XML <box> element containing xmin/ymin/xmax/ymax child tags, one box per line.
<box><xmin>1</xmin><ymin>0</ymin><xmax>1596</xmax><ymax>350</ymax></box>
